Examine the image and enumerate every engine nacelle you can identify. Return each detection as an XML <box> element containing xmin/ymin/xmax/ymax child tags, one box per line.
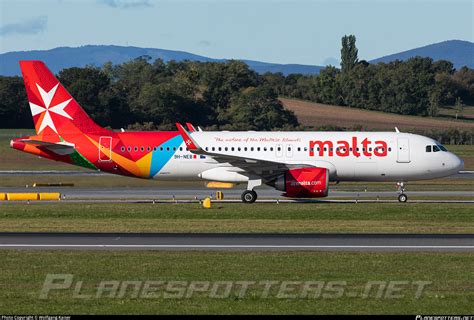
<box><xmin>274</xmin><ymin>167</ymin><xmax>329</xmax><ymax>198</ymax></box>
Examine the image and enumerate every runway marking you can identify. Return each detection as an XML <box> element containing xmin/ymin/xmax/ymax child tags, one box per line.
<box><xmin>1</xmin><ymin>244</ymin><xmax>473</xmax><ymax>249</ymax></box>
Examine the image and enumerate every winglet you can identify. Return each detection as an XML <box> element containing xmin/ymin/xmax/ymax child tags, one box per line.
<box><xmin>186</xmin><ymin>122</ymin><xmax>196</xmax><ymax>132</ymax></box>
<box><xmin>176</xmin><ymin>123</ymin><xmax>200</xmax><ymax>150</ymax></box>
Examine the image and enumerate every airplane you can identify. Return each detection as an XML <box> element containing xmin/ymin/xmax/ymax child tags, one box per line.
<box><xmin>10</xmin><ymin>61</ymin><xmax>464</xmax><ymax>203</ymax></box>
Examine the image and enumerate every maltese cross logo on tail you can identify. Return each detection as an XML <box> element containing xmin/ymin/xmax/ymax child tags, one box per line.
<box><xmin>29</xmin><ymin>83</ymin><xmax>73</xmax><ymax>133</ymax></box>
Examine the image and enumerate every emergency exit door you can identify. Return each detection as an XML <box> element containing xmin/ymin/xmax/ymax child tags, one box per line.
<box><xmin>99</xmin><ymin>136</ymin><xmax>112</xmax><ymax>162</ymax></box>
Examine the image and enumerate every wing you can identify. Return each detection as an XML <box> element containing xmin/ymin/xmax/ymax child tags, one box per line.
<box><xmin>176</xmin><ymin>123</ymin><xmax>313</xmax><ymax>180</ymax></box>
<box><xmin>20</xmin><ymin>139</ymin><xmax>75</xmax><ymax>155</ymax></box>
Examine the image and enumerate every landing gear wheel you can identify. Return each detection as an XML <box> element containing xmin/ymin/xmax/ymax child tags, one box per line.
<box><xmin>398</xmin><ymin>193</ymin><xmax>408</xmax><ymax>203</ymax></box>
<box><xmin>241</xmin><ymin>190</ymin><xmax>257</xmax><ymax>203</ymax></box>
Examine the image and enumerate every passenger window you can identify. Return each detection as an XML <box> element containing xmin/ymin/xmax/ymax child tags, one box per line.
<box><xmin>160</xmin><ymin>147</ymin><xmax>163</xmax><ymax>151</ymax></box>
<box><xmin>433</xmin><ymin>145</ymin><xmax>440</xmax><ymax>152</ymax></box>
<box><xmin>244</xmin><ymin>147</ymin><xmax>247</xmax><ymax>151</ymax></box>
<box><xmin>147</xmin><ymin>147</ymin><xmax>151</xmax><ymax>152</ymax></box>
<box><xmin>218</xmin><ymin>147</ymin><xmax>222</xmax><ymax>151</ymax></box>
<box><xmin>225</xmin><ymin>147</ymin><xmax>228</xmax><ymax>151</ymax></box>
<box><xmin>264</xmin><ymin>147</ymin><xmax>267</xmax><ymax>151</ymax></box>
<box><xmin>179</xmin><ymin>147</ymin><xmax>183</xmax><ymax>151</ymax></box>
<box><xmin>212</xmin><ymin>147</ymin><xmax>215</xmax><ymax>151</ymax></box>
<box><xmin>127</xmin><ymin>147</ymin><xmax>131</xmax><ymax>152</ymax></box>
<box><xmin>297</xmin><ymin>147</ymin><xmax>301</xmax><ymax>152</ymax></box>
<box><xmin>134</xmin><ymin>147</ymin><xmax>138</xmax><ymax>152</ymax></box>
<box><xmin>270</xmin><ymin>147</ymin><xmax>273</xmax><ymax>151</ymax></box>
<box><xmin>257</xmin><ymin>147</ymin><xmax>261</xmax><ymax>151</ymax></box>
<box><xmin>251</xmin><ymin>147</ymin><xmax>254</xmax><ymax>151</ymax></box>
<box><xmin>166</xmin><ymin>147</ymin><xmax>170</xmax><ymax>151</ymax></box>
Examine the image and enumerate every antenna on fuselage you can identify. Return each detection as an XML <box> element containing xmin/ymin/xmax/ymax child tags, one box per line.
<box><xmin>394</xmin><ymin>127</ymin><xmax>400</xmax><ymax>133</ymax></box>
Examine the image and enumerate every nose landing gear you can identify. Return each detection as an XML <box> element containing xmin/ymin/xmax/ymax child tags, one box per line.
<box><xmin>396</xmin><ymin>182</ymin><xmax>408</xmax><ymax>202</ymax></box>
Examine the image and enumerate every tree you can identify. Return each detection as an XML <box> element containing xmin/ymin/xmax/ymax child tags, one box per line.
<box><xmin>218</xmin><ymin>86</ymin><xmax>299</xmax><ymax>130</ymax></box>
<box><xmin>455</xmin><ymin>96</ymin><xmax>464</xmax><ymax>119</ymax></box>
<box><xmin>428</xmin><ymin>90</ymin><xmax>440</xmax><ymax>117</ymax></box>
<box><xmin>340</xmin><ymin>35</ymin><xmax>359</xmax><ymax>73</ymax></box>
<box><xmin>0</xmin><ymin>76</ymin><xmax>31</xmax><ymax>128</ymax></box>
<box><xmin>58</xmin><ymin>67</ymin><xmax>112</xmax><ymax>126</ymax></box>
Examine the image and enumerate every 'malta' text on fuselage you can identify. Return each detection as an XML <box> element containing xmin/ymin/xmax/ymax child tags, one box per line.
<box><xmin>309</xmin><ymin>137</ymin><xmax>388</xmax><ymax>157</ymax></box>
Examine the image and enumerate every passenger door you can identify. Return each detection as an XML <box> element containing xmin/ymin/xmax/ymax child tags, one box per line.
<box><xmin>397</xmin><ymin>138</ymin><xmax>410</xmax><ymax>163</ymax></box>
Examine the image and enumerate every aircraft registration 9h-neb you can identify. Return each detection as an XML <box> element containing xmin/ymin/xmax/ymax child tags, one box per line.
<box><xmin>11</xmin><ymin>61</ymin><xmax>464</xmax><ymax>203</ymax></box>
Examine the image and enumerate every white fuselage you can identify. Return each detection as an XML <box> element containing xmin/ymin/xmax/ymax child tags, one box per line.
<box><xmin>153</xmin><ymin>131</ymin><xmax>463</xmax><ymax>183</ymax></box>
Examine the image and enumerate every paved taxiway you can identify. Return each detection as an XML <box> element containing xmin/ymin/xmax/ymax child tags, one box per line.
<box><xmin>0</xmin><ymin>233</ymin><xmax>473</xmax><ymax>252</ymax></box>
<box><xmin>1</xmin><ymin>186</ymin><xmax>473</xmax><ymax>201</ymax></box>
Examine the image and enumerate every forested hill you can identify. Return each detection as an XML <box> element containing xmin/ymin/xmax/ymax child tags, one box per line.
<box><xmin>370</xmin><ymin>40</ymin><xmax>474</xmax><ymax>69</ymax></box>
<box><xmin>1</xmin><ymin>40</ymin><xmax>472</xmax><ymax>77</ymax></box>
<box><xmin>0</xmin><ymin>45</ymin><xmax>323</xmax><ymax>77</ymax></box>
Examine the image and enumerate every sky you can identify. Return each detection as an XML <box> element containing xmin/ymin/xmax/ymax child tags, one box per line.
<box><xmin>0</xmin><ymin>0</ymin><xmax>472</xmax><ymax>66</ymax></box>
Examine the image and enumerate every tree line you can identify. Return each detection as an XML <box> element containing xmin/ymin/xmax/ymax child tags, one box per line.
<box><xmin>262</xmin><ymin>36</ymin><xmax>474</xmax><ymax>117</ymax></box>
<box><xmin>0</xmin><ymin>58</ymin><xmax>299</xmax><ymax>131</ymax></box>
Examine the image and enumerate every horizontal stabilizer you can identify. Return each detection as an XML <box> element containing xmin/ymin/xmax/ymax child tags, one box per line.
<box><xmin>19</xmin><ymin>139</ymin><xmax>75</xmax><ymax>155</ymax></box>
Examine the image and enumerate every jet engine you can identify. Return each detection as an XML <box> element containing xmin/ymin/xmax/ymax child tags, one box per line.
<box><xmin>272</xmin><ymin>167</ymin><xmax>329</xmax><ymax>198</ymax></box>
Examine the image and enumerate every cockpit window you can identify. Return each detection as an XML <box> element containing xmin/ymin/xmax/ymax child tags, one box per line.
<box><xmin>432</xmin><ymin>145</ymin><xmax>440</xmax><ymax>152</ymax></box>
<box><xmin>438</xmin><ymin>145</ymin><xmax>447</xmax><ymax>152</ymax></box>
<box><xmin>426</xmin><ymin>145</ymin><xmax>432</xmax><ymax>152</ymax></box>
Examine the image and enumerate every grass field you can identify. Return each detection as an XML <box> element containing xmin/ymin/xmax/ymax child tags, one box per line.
<box><xmin>1</xmin><ymin>203</ymin><xmax>472</xmax><ymax>233</ymax></box>
<box><xmin>439</xmin><ymin>105</ymin><xmax>474</xmax><ymax>120</ymax></box>
<box><xmin>0</xmin><ymin>250</ymin><xmax>472</xmax><ymax>314</ymax></box>
<box><xmin>280</xmin><ymin>97</ymin><xmax>474</xmax><ymax>131</ymax></box>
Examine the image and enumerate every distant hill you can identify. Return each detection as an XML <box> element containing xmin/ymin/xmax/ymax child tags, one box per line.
<box><xmin>1</xmin><ymin>40</ymin><xmax>472</xmax><ymax>77</ymax></box>
<box><xmin>0</xmin><ymin>45</ymin><xmax>323</xmax><ymax>76</ymax></box>
<box><xmin>370</xmin><ymin>40</ymin><xmax>474</xmax><ymax>69</ymax></box>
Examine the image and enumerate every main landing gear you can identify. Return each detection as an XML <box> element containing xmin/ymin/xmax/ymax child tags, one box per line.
<box><xmin>241</xmin><ymin>190</ymin><xmax>258</xmax><ymax>203</ymax></box>
<box><xmin>241</xmin><ymin>178</ymin><xmax>261</xmax><ymax>203</ymax></box>
<box><xmin>396</xmin><ymin>182</ymin><xmax>408</xmax><ymax>203</ymax></box>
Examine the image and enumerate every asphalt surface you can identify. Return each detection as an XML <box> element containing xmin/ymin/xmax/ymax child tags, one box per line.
<box><xmin>0</xmin><ymin>233</ymin><xmax>473</xmax><ymax>252</ymax></box>
<box><xmin>1</xmin><ymin>186</ymin><xmax>474</xmax><ymax>201</ymax></box>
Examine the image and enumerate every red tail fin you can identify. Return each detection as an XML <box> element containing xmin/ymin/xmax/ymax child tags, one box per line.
<box><xmin>20</xmin><ymin>60</ymin><xmax>106</xmax><ymax>136</ymax></box>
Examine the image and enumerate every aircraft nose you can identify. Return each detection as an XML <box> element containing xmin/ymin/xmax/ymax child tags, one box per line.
<box><xmin>450</xmin><ymin>154</ymin><xmax>464</xmax><ymax>172</ymax></box>
<box><xmin>455</xmin><ymin>156</ymin><xmax>464</xmax><ymax>171</ymax></box>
